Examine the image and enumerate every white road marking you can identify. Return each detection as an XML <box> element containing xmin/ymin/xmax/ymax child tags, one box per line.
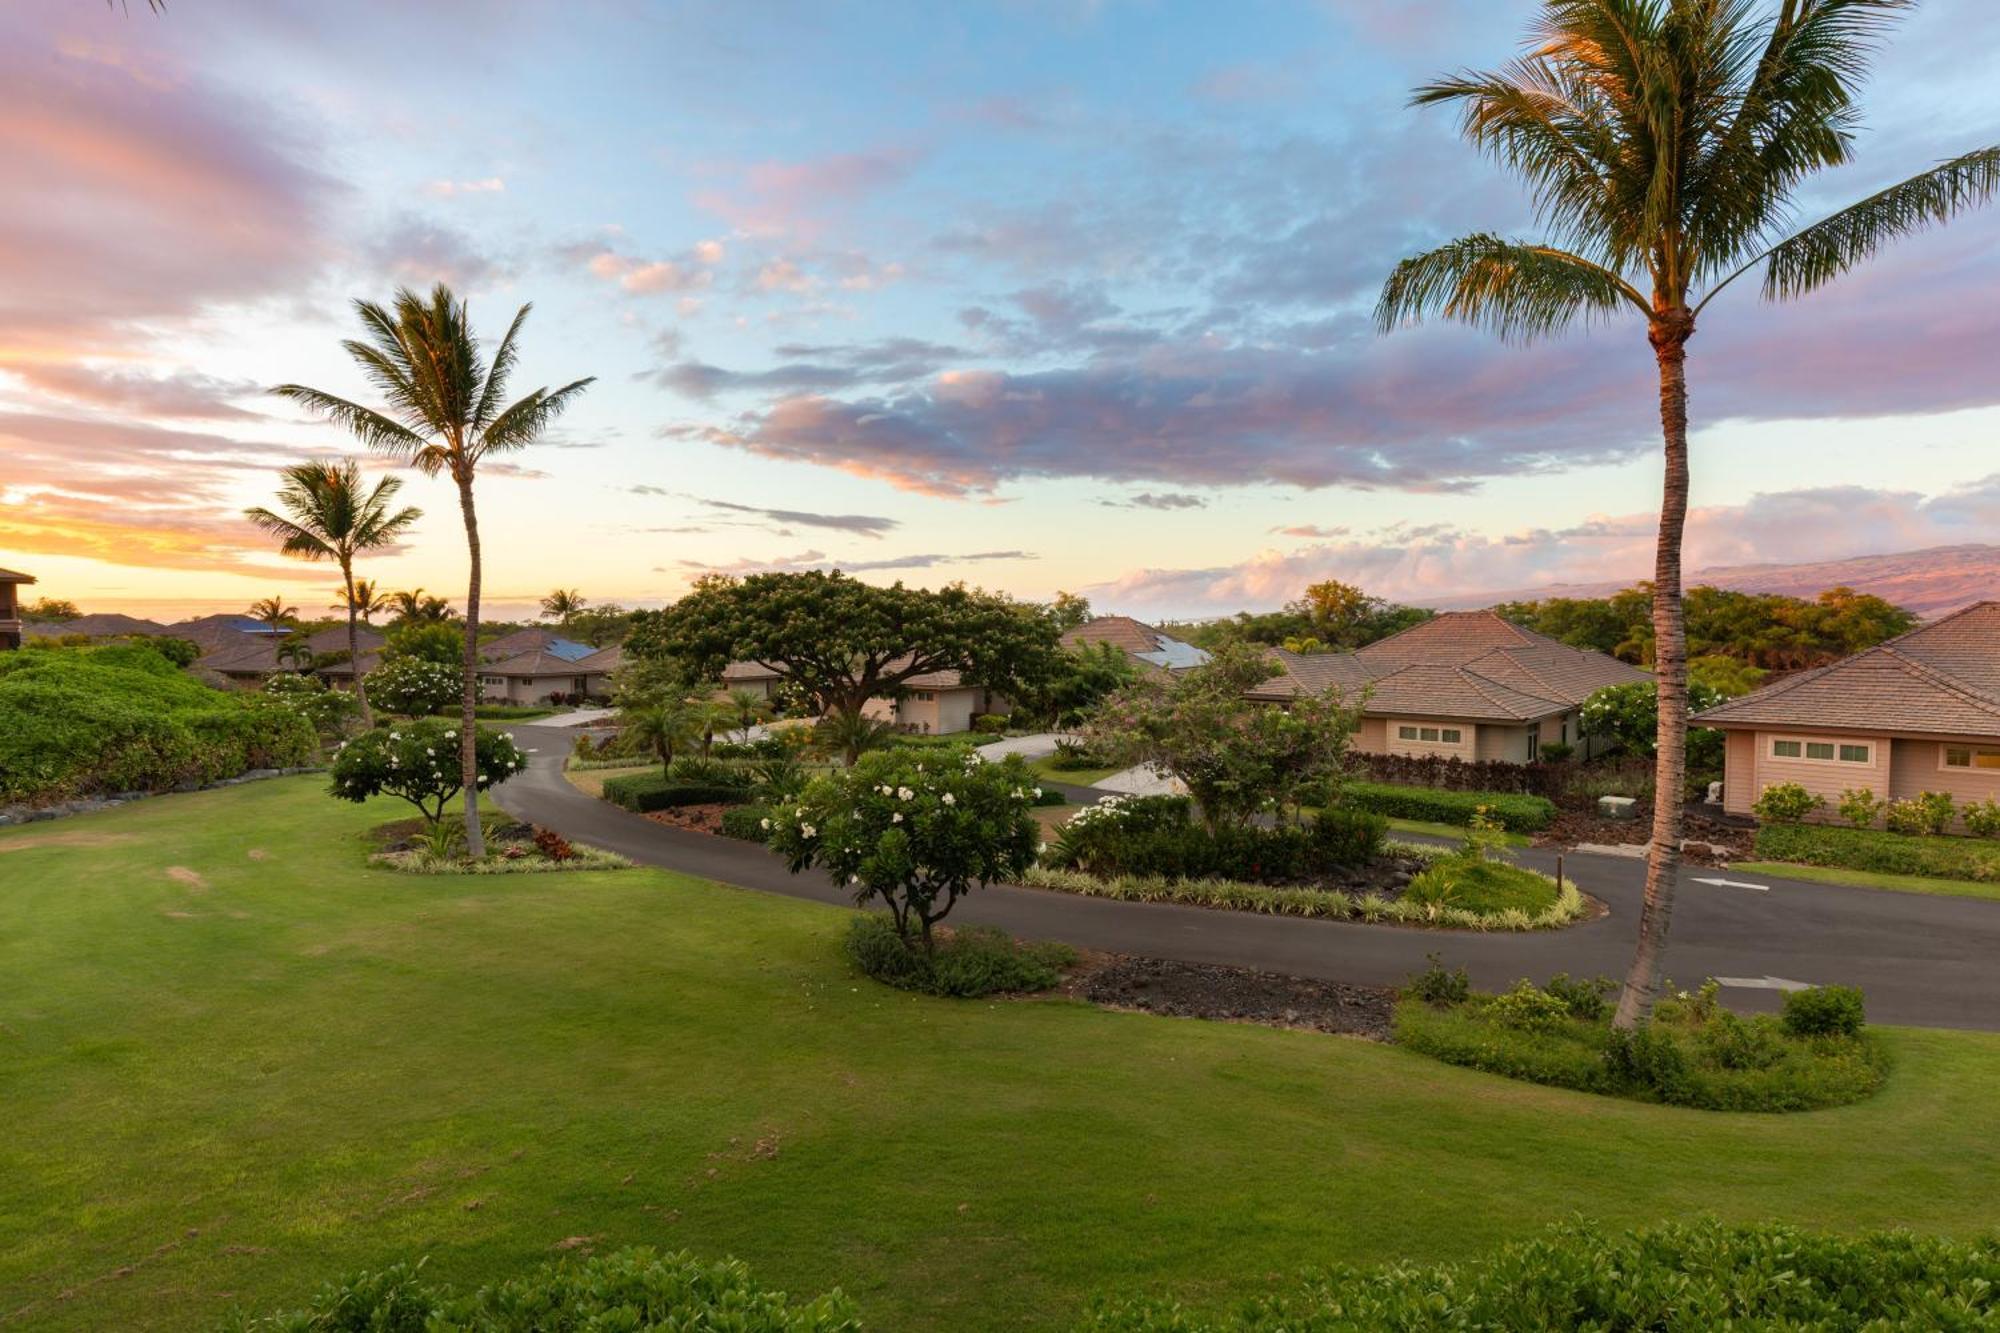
<box><xmin>1715</xmin><ymin>975</ymin><xmax>1812</xmax><ymax>992</ymax></box>
<box><xmin>1693</xmin><ymin>876</ymin><xmax>1769</xmax><ymax>892</ymax></box>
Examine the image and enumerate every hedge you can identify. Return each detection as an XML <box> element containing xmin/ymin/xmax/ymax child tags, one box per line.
<box><xmin>0</xmin><ymin>643</ymin><xmax>316</xmax><ymax>803</ymax></box>
<box><xmin>239</xmin><ymin>1245</ymin><xmax>857</xmax><ymax>1331</ymax></box>
<box><xmin>600</xmin><ymin>772</ymin><xmax>749</xmax><ymax>813</ymax></box>
<box><xmin>1083</xmin><ymin>1219</ymin><xmax>1999</xmax><ymax>1330</ymax></box>
<box><xmin>1339</xmin><ymin>781</ymin><xmax>1556</xmax><ymax>832</ymax></box>
<box><xmin>721</xmin><ymin>803</ymin><xmax>774</xmax><ymax>842</ymax></box>
<box><xmin>1754</xmin><ymin>821</ymin><xmax>2000</xmax><ymax>883</ymax></box>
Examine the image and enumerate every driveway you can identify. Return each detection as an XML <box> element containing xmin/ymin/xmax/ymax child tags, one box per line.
<box><xmin>496</xmin><ymin>723</ymin><xmax>2000</xmax><ymax>1032</ymax></box>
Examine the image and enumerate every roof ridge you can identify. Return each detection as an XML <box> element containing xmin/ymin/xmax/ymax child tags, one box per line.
<box><xmin>1880</xmin><ymin>645</ymin><xmax>2000</xmax><ymax>717</ymax></box>
<box><xmin>1457</xmin><ymin>665</ymin><xmax>1564</xmax><ymax>716</ymax></box>
<box><xmin>1878</xmin><ymin>598</ymin><xmax>2000</xmax><ymax>650</ymax></box>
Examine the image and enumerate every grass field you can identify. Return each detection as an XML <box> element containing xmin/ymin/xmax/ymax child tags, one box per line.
<box><xmin>1027</xmin><ymin>755</ymin><xmax>1123</xmax><ymax>787</ymax></box>
<box><xmin>561</xmin><ymin>760</ymin><xmax>657</xmax><ymax>798</ymax></box>
<box><xmin>6</xmin><ymin>777</ymin><xmax>2000</xmax><ymax>1331</ymax></box>
<box><xmin>1734</xmin><ymin>860</ymin><xmax>2000</xmax><ymax>904</ymax></box>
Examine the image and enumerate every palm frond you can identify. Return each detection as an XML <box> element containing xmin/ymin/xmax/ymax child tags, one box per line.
<box><xmin>477</xmin><ymin>378</ymin><xmax>596</xmax><ymax>457</ymax></box>
<box><xmin>242</xmin><ymin>507</ymin><xmax>332</xmax><ymax>560</ymax></box>
<box><xmin>270</xmin><ymin>385</ymin><xmax>429</xmax><ymax>459</ymax></box>
<box><xmin>1376</xmin><ymin>234</ymin><xmax>1648</xmax><ymax>340</ymax></box>
<box><xmin>474</xmin><ymin>304</ymin><xmax>533</xmax><ymax>431</ymax></box>
<box><xmin>1759</xmin><ymin>146</ymin><xmax>2000</xmax><ymax>300</ymax></box>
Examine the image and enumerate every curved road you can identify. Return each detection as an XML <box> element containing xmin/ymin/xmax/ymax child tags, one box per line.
<box><xmin>496</xmin><ymin>723</ymin><xmax>2000</xmax><ymax>1031</ymax></box>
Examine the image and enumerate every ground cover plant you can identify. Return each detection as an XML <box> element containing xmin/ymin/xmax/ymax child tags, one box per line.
<box><xmin>368</xmin><ymin>814</ymin><xmax>629</xmax><ymax>875</ymax></box>
<box><xmin>1753</xmin><ymin>821</ymin><xmax>2000</xmax><ymax>883</ymax></box>
<box><xmin>844</xmin><ymin>914</ymin><xmax>1075</xmax><ymax>998</ymax></box>
<box><xmin>1082</xmin><ymin>1218</ymin><xmax>2000</xmax><ymax>1331</ymax></box>
<box><xmin>1394</xmin><ymin>971</ymin><xmax>1889</xmax><ymax>1112</ymax></box>
<box><xmin>8</xmin><ymin>776</ymin><xmax>2000</xmax><ymax>1331</ymax></box>
<box><xmin>0</xmin><ymin>642</ymin><xmax>315</xmax><ymax>802</ymax></box>
<box><xmin>1339</xmin><ymin>781</ymin><xmax>1555</xmax><ymax>832</ymax></box>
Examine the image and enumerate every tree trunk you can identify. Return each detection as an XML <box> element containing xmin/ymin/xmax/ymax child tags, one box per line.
<box><xmin>344</xmin><ymin>560</ymin><xmax>373</xmax><ymax>728</ymax></box>
<box><xmin>1614</xmin><ymin>312</ymin><xmax>1694</xmax><ymax>1032</ymax></box>
<box><xmin>456</xmin><ymin>474</ymin><xmax>486</xmax><ymax>859</ymax></box>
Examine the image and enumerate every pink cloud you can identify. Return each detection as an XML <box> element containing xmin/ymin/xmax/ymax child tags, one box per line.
<box><xmin>694</xmin><ymin>147</ymin><xmax>923</xmax><ymax>238</ymax></box>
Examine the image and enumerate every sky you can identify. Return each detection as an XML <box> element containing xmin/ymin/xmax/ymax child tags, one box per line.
<box><xmin>3</xmin><ymin>0</ymin><xmax>1998</xmax><ymax>623</ymax></box>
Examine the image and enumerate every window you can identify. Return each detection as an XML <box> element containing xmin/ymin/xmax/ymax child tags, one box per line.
<box><xmin>1527</xmin><ymin>732</ymin><xmax>1539</xmax><ymax>761</ymax></box>
<box><xmin>1772</xmin><ymin>737</ymin><xmax>1872</xmax><ymax>764</ymax></box>
<box><xmin>1772</xmin><ymin>739</ymin><xmax>1802</xmax><ymax>758</ymax></box>
<box><xmin>1943</xmin><ymin>745</ymin><xmax>2000</xmax><ymax>771</ymax></box>
<box><xmin>915</xmin><ymin>690</ymin><xmax>935</xmax><ymax>701</ymax></box>
<box><xmin>1441</xmin><ymin>728</ymin><xmax>1462</xmax><ymax>744</ymax></box>
<box><xmin>1805</xmin><ymin>742</ymin><xmax>1835</xmax><ymax>760</ymax></box>
<box><xmin>479</xmin><ymin>675</ymin><xmax>504</xmax><ymax>687</ymax></box>
<box><xmin>1838</xmin><ymin>744</ymin><xmax>1871</xmax><ymax>763</ymax></box>
<box><xmin>1419</xmin><ymin>726</ymin><xmax>1440</xmax><ymax>742</ymax></box>
<box><xmin>1398</xmin><ymin>725</ymin><xmax>1417</xmax><ymax>740</ymax></box>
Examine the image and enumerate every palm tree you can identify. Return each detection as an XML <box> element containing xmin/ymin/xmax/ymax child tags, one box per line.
<box><xmin>389</xmin><ymin>588</ymin><xmax>455</xmax><ymax>624</ymax></box>
<box><xmin>336</xmin><ymin>578</ymin><xmax>392</xmax><ymax>626</ymax></box>
<box><xmin>816</xmin><ymin>708</ymin><xmax>896</xmax><ymax>767</ymax></box>
<box><xmin>1378</xmin><ymin>0</ymin><xmax>1999</xmax><ymax>1029</ymax></box>
<box><xmin>275</xmin><ymin>284</ymin><xmax>592</xmax><ymax>857</ymax></box>
<box><xmin>727</xmin><ymin>688</ymin><xmax>772</xmax><ymax>739</ymax></box>
<box><xmin>247</xmin><ymin>460</ymin><xmax>422</xmax><ymax>727</ymax></box>
<box><xmin>275</xmin><ymin>635</ymin><xmax>316</xmax><ymax>674</ymax></box>
<box><xmin>246</xmin><ymin>595</ymin><xmax>297</xmax><ymax>635</ymax></box>
<box><xmin>540</xmin><ymin>589</ymin><xmax>587</xmax><ymax>626</ymax></box>
<box><xmin>622</xmin><ymin>694</ymin><xmax>705</xmax><ymax>777</ymax></box>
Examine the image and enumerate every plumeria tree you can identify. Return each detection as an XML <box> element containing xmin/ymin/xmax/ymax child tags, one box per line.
<box><xmin>329</xmin><ymin>717</ymin><xmax>524</xmax><ymax>831</ymax></box>
<box><xmin>767</xmin><ymin>748</ymin><xmax>1042</xmax><ymax>952</ymax></box>
<box><xmin>366</xmin><ymin>655</ymin><xmax>460</xmax><ymax>718</ymax></box>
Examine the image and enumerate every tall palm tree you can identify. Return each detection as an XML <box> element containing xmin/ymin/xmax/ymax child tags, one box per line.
<box><xmin>247</xmin><ymin>460</ymin><xmax>422</xmax><ymax>727</ymax></box>
<box><xmin>622</xmin><ymin>694</ymin><xmax>705</xmax><ymax>777</ymax></box>
<box><xmin>389</xmin><ymin>588</ymin><xmax>455</xmax><ymax>624</ymax></box>
<box><xmin>1378</xmin><ymin>0</ymin><xmax>1999</xmax><ymax>1028</ymax></box>
<box><xmin>540</xmin><ymin>588</ymin><xmax>587</xmax><ymax>626</ymax></box>
<box><xmin>336</xmin><ymin>578</ymin><xmax>392</xmax><ymax>626</ymax></box>
<box><xmin>246</xmin><ymin>595</ymin><xmax>297</xmax><ymax>635</ymax></box>
<box><xmin>275</xmin><ymin>285</ymin><xmax>592</xmax><ymax>857</ymax></box>
<box><xmin>727</xmin><ymin>687</ymin><xmax>772</xmax><ymax>739</ymax></box>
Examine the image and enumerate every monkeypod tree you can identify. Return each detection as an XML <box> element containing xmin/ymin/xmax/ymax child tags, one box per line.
<box><xmin>329</xmin><ymin>717</ymin><xmax>524</xmax><ymax>830</ymax></box>
<box><xmin>626</xmin><ymin>571</ymin><xmax>1061</xmax><ymax>723</ymax></box>
<box><xmin>766</xmin><ymin>748</ymin><xmax>1042</xmax><ymax>952</ymax></box>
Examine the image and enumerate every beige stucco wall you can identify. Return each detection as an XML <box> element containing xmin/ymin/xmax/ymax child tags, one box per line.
<box><xmin>1890</xmin><ymin>737</ymin><xmax>2000</xmax><ymax>827</ymax></box>
<box><xmin>1383</xmin><ymin>717</ymin><xmax>1477</xmax><ymax>760</ymax></box>
<box><xmin>1723</xmin><ymin>729</ymin><xmax>1756</xmax><ymax>814</ymax></box>
<box><xmin>1740</xmin><ymin>729</ymin><xmax>1890</xmax><ymax>819</ymax></box>
<box><xmin>892</xmin><ymin>687</ymin><xmax>979</xmax><ymax>734</ymax></box>
<box><xmin>1477</xmin><ymin>724</ymin><xmax>1532</xmax><ymax>764</ymax></box>
<box><xmin>1353</xmin><ymin>715</ymin><xmax>1389</xmax><ymax>755</ymax></box>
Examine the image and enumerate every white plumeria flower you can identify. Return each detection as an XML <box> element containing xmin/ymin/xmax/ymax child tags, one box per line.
<box><xmin>1033</xmin><ymin>787</ymin><xmax>1043</xmax><ymax>798</ymax></box>
<box><xmin>760</xmin><ymin>818</ymin><xmax>772</xmax><ymax>831</ymax></box>
<box><xmin>941</xmin><ymin>792</ymin><xmax>956</xmax><ymax>806</ymax></box>
<box><xmin>891</xmin><ymin>812</ymin><xmax>903</xmax><ymax>824</ymax></box>
<box><xmin>898</xmin><ymin>786</ymin><xmax>914</xmax><ymax>801</ymax></box>
<box><xmin>800</xmin><ymin>823</ymin><xmax>817</xmax><ymax>838</ymax></box>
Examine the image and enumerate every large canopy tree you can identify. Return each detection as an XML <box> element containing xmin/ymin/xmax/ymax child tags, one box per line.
<box><xmin>245</xmin><ymin>460</ymin><xmax>422</xmax><ymax>726</ymax></box>
<box><xmin>627</xmin><ymin>570</ymin><xmax>1062</xmax><ymax>724</ymax></box>
<box><xmin>275</xmin><ymin>285</ymin><xmax>592</xmax><ymax>857</ymax></box>
<box><xmin>1378</xmin><ymin>0</ymin><xmax>1998</xmax><ymax>1029</ymax></box>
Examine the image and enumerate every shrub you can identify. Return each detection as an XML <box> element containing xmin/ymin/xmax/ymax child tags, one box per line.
<box><xmin>1403</xmin><ymin>953</ymin><xmax>1471</xmax><ymax>1005</ymax></box>
<box><xmin>262</xmin><ymin>671</ymin><xmax>360</xmax><ymax>741</ymax></box>
<box><xmin>1487</xmin><ymin>979</ymin><xmax>1572</xmax><ymax>1031</ymax></box>
<box><xmin>599</xmin><ymin>773</ymin><xmax>749</xmax><ymax>813</ymax></box>
<box><xmin>1082</xmin><ymin>1218</ymin><xmax>2000</xmax><ymax>1331</ymax></box>
<box><xmin>1753</xmin><ymin>821</ymin><xmax>2000</xmax><ymax>882</ymax></box>
<box><xmin>844</xmin><ymin>913</ymin><xmax>1074</xmax><ymax>998</ymax></box>
<box><xmin>236</xmin><ymin>1245</ymin><xmax>858</xmax><ymax>1331</ymax></box>
<box><xmin>1340</xmin><ymin>781</ymin><xmax>1555</xmax><ymax>832</ymax></box>
<box><xmin>531</xmin><ymin>827</ymin><xmax>575</xmax><ymax>862</ymax></box>
<box><xmin>665</xmin><ymin>755</ymin><xmax>753</xmax><ymax>790</ymax></box>
<box><xmin>1537</xmin><ymin>739</ymin><xmax>1574</xmax><ymax>762</ymax></box>
<box><xmin>1543</xmin><ymin>972</ymin><xmax>1614</xmax><ymax>1021</ymax></box>
<box><xmin>1031</xmin><ymin>786</ymin><xmax>1067</xmax><ymax>807</ymax></box>
<box><xmin>1783</xmin><ymin>984</ymin><xmax>1867</xmax><ymax>1038</ymax></box>
<box><xmin>768</xmin><ymin>749</ymin><xmax>1042</xmax><ymax>949</ymax></box>
<box><xmin>1404</xmin><ymin>858</ymin><xmax>1559</xmax><ymax>916</ymax></box>
<box><xmin>366</xmin><ymin>655</ymin><xmax>460</xmax><ymax>718</ymax></box>
<box><xmin>382</xmin><ymin>620</ymin><xmax>463</xmax><ymax>666</ymax></box>
<box><xmin>1048</xmin><ymin>737</ymin><xmax>1114</xmax><ymax>771</ymax></box>
<box><xmin>1966</xmin><ymin>797</ymin><xmax>2000</xmax><ymax>839</ymax></box>
<box><xmin>1838</xmin><ymin>786</ymin><xmax>1885</xmax><ymax>829</ymax></box>
<box><xmin>328</xmin><ymin>718</ymin><xmax>525</xmax><ymax>827</ymax></box>
<box><xmin>720</xmin><ymin>803</ymin><xmax>774</xmax><ymax>842</ymax></box>
<box><xmin>971</xmin><ymin>712</ymin><xmax>1008</xmax><ymax>734</ymax></box>
<box><xmin>0</xmin><ymin>643</ymin><xmax>316</xmax><ymax>802</ymax></box>
<box><xmin>1353</xmin><ymin>750</ymin><xmax>1567</xmax><ymax>799</ymax></box>
<box><xmin>1886</xmin><ymin>789</ymin><xmax>1956</xmax><ymax>837</ymax></box>
<box><xmin>1752</xmin><ymin>781</ymin><xmax>1823</xmax><ymax>823</ymax></box>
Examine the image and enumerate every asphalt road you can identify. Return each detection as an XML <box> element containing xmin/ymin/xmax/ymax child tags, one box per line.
<box><xmin>496</xmin><ymin>724</ymin><xmax>2000</xmax><ymax>1032</ymax></box>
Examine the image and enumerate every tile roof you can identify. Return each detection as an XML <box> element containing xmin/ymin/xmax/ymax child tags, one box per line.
<box><xmin>198</xmin><ymin>626</ymin><xmax>386</xmax><ymax>675</ymax></box>
<box><xmin>24</xmin><ymin>613</ymin><xmax>169</xmax><ymax>638</ymax></box>
<box><xmin>479</xmin><ymin>627</ymin><xmax>596</xmax><ymax>663</ymax></box>
<box><xmin>572</xmin><ymin>644</ymin><xmax>624</xmax><ymax>674</ymax></box>
<box><xmin>484</xmin><ymin>648</ymin><xmax>600</xmax><ymax>678</ymax></box>
<box><xmin>1061</xmin><ymin>615</ymin><xmax>1211</xmax><ymax>670</ymax></box>
<box><xmin>0</xmin><ymin>568</ymin><xmax>35</xmax><ymax>583</ymax></box>
<box><xmin>1696</xmin><ymin>601</ymin><xmax>2000</xmax><ymax>739</ymax></box>
<box><xmin>1247</xmin><ymin>611</ymin><xmax>1647</xmax><ymax>722</ymax></box>
<box><xmin>721</xmin><ymin>659</ymin><xmax>784</xmax><ymax>682</ymax></box>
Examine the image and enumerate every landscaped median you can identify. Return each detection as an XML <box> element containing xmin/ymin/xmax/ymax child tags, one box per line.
<box><xmin>1025</xmin><ymin>794</ymin><xmax>1590</xmax><ymax>930</ymax></box>
<box><xmin>1334</xmin><ymin>780</ymin><xmax>1557</xmax><ymax>832</ymax></box>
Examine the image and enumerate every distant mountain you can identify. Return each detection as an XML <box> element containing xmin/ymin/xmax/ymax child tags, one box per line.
<box><xmin>1439</xmin><ymin>544</ymin><xmax>2000</xmax><ymax>619</ymax></box>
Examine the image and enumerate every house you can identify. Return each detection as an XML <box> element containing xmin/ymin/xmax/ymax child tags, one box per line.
<box><xmin>478</xmin><ymin>645</ymin><xmax>617</xmax><ymax>704</ymax></box>
<box><xmin>23</xmin><ymin>612</ymin><xmax>170</xmax><ymax>640</ymax></box>
<box><xmin>1059</xmin><ymin>615</ymin><xmax>1211</xmax><ymax>672</ymax></box>
<box><xmin>1246</xmin><ymin>610</ymin><xmax>1651</xmax><ymax>763</ymax></box>
<box><xmin>197</xmin><ymin>626</ymin><xmax>386</xmax><ymax>686</ymax></box>
<box><xmin>720</xmin><ymin>659</ymin><xmax>786</xmax><ymax>701</ymax></box>
<box><xmin>1696</xmin><ymin>601</ymin><xmax>2000</xmax><ymax>828</ymax></box>
<box><xmin>478</xmin><ymin>627</ymin><xmax>595</xmax><ymax>664</ymax></box>
<box><xmin>0</xmin><ymin>568</ymin><xmax>32</xmax><ymax>650</ymax></box>
<box><xmin>860</xmin><ymin>668</ymin><xmax>1008</xmax><ymax>734</ymax></box>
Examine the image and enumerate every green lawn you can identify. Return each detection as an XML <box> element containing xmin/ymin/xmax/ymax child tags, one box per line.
<box><xmin>1382</xmin><ymin>815</ymin><xmax>1529</xmax><ymax>846</ymax></box>
<box><xmin>6</xmin><ymin>779</ymin><xmax>2000</xmax><ymax>1331</ymax></box>
<box><xmin>1028</xmin><ymin>755</ymin><xmax>1122</xmax><ymax>787</ymax></box>
<box><xmin>1734</xmin><ymin>860</ymin><xmax>2000</xmax><ymax>904</ymax></box>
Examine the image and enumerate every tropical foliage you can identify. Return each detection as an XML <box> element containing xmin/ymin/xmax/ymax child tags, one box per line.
<box><xmin>328</xmin><ymin>717</ymin><xmax>524</xmax><ymax>829</ymax></box>
<box><xmin>1498</xmin><ymin>584</ymin><xmax>1917</xmax><ymax>670</ymax></box>
<box><xmin>1378</xmin><ymin>0</ymin><xmax>1999</xmax><ymax>1029</ymax></box>
<box><xmin>276</xmin><ymin>283</ymin><xmax>593</xmax><ymax>856</ymax></box>
<box><xmin>364</xmin><ymin>655</ymin><xmax>460</xmax><ymax>718</ymax></box>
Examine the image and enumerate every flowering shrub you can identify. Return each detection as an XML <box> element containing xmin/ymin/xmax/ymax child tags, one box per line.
<box><xmin>365</xmin><ymin>655</ymin><xmax>461</xmax><ymax>718</ymax></box>
<box><xmin>262</xmin><ymin>671</ymin><xmax>359</xmax><ymax>740</ymax></box>
<box><xmin>1043</xmin><ymin>793</ymin><xmax>1385</xmax><ymax>881</ymax></box>
<box><xmin>1965</xmin><ymin>798</ymin><xmax>2000</xmax><ymax>839</ymax></box>
<box><xmin>1751</xmin><ymin>781</ymin><xmax>1822</xmax><ymax>824</ymax></box>
<box><xmin>1885</xmin><ymin>790</ymin><xmax>1955</xmax><ymax>837</ymax></box>
<box><xmin>329</xmin><ymin>717</ymin><xmax>524</xmax><ymax>827</ymax></box>
<box><xmin>765</xmin><ymin>748</ymin><xmax>1041</xmax><ymax>950</ymax></box>
<box><xmin>1837</xmin><ymin>787</ymin><xmax>1885</xmax><ymax>829</ymax></box>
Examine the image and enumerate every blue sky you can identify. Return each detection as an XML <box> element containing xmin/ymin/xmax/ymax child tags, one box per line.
<box><xmin>2</xmin><ymin>0</ymin><xmax>1997</xmax><ymax>620</ymax></box>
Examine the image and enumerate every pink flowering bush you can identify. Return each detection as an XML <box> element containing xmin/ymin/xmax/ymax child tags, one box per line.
<box><xmin>329</xmin><ymin>717</ymin><xmax>525</xmax><ymax>828</ymax></box>
<box><xmin>767</xmin><ymin>748</ymin><xmax>1041</xmax><ymax>951</ymax></box>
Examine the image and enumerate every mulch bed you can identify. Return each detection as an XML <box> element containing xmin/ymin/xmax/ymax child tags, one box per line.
<box><xmin>1535</xmin><ymin>809</ymin><xmax>1754</xmax><ymax>865</ymax></box>
<box><xmin>1066</xmin><ymin>954</ymin><xmax>1394</xmax><ymax>1039</ymax></box>
<box><xmin>644</xmin><ymin>803</ymin><xmax>734</xmax><ymax>835</ymax></box>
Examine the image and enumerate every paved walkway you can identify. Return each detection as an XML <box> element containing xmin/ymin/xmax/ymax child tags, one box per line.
<box><xmin>496</xmin><ymin>722</ymin><xmax>2000</xmax><ymax>1032</ymax></box>
<box><xmin>972</xmin><ymin>732</ymin><xmax>1062</xmax><ymax>760</ymax></box>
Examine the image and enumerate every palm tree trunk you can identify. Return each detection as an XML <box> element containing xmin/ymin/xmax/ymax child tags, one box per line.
<box><xmin>344</xmin><ymin>560</ymin><xmax>373</xmax><ymax>729</ymax></box>
<box><xmin>457</xmin><ymin>474</ymin><xmax>486</xmax><ymax>859</ymax></box>
<box><xmin>1614</xmin><ymin>313</ymin><xmax>1694</xmax><ymax>1031</ymax></box>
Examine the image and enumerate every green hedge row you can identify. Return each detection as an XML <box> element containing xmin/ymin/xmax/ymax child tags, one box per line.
<box><xmin>1754</xmin><ymin>821</ymin><xmax>2000</xmax><ymax>882</ymax></box>
<box><xmin>1084</xmin><ymin>1219</ymin><xmax>1999</xmax><ymax>1330</ymax></box>
<box><xmin>1340</xmin><ymin>781</ymin><xmax>1556</xmax><ymax>832</ymax></box>
<box><xmin>600</xmin><ymin>773</ymin><xmax>749</xmax><ymax>813</ymax></box>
